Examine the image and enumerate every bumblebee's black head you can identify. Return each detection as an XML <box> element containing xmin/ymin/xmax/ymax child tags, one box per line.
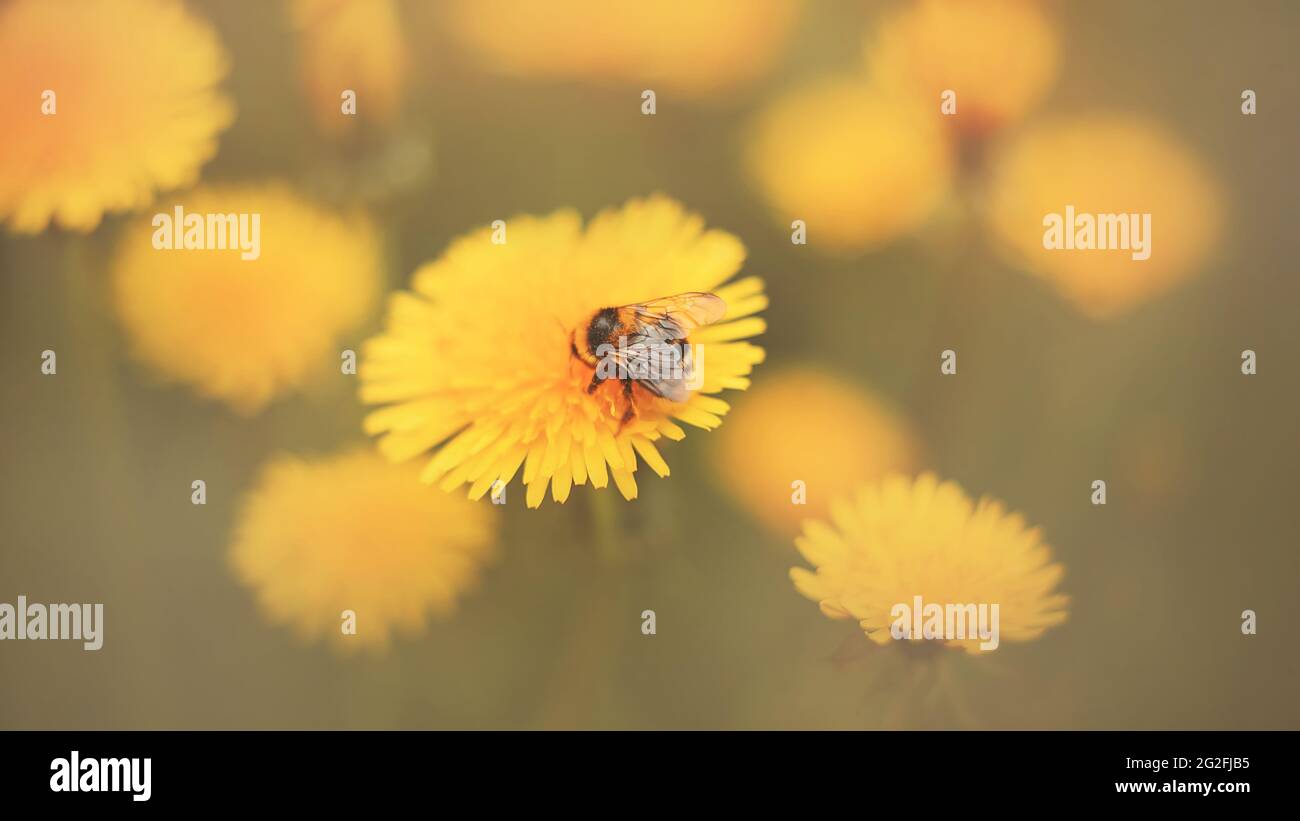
<box><xmin>585</xmin><ymin>307</ymin><xmax>619</xmax><ymax>354</ymax></box>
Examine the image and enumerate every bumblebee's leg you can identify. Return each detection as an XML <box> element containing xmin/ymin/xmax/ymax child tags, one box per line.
<box><xmin>619</xmin><ymin>379</ymin><xmax>637</xmax><ymax>427</ymax></box>
<box><xmin>587</xmin><ymin>371</ymin><xmax>601</xmax><ymax>394</ymax></box>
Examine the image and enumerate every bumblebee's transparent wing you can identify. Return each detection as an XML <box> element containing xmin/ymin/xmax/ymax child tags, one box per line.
<box><xmin>625</xmin><ymin>292</ymin><xmax>726</xmax><ymax>342</ymax></box>
<box><xmin>623</xmin><ymin>339</ymin><xmax>695</xmax><ymax>403</ymax></box>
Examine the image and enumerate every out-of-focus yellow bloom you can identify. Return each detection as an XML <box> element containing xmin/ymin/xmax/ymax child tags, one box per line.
<box><xmin>791</xmin><ymin>474</ymin><xmax>1068</xmax><ymax>654</ymax></box>
<box><xmin>230</xmin><ymin>448</ymin><xmax>496</xmax><ymax>651</ymax></box>
<box><xmin>745</xmin><ymin>77</ymin><xmax>953</xmax><ymax>252</ymax></box>
<box><xmin>290</xmin><ymin>0</ymin><xmax>408</xmax><ymax>137</ymax></box>
<box><xmin>111</xmin><ymin>185</ymin><xmax>383</xmax><ymax>414</ymax></box>
<box><xmin>866</xmin><ymin>0</ymin><xmax>1060</xmax><ymax>134</ymax></box>
<box><xmin>442</xmin><ymin>0</ymin><xmax>801</xmax><ymax>97</ymax></box>
<box><xmin>0</xmin><ymin>0</ymin><xmax>234</xmax><ymax>233</ymax></box>
<box><xmin>985</xmin><ymin>114</ymin><xmax>1222</xmax><ymax>318</ymax></box>
<box><xmin>714</xmin><ymin>368</ymin><xmax>920</xmax><ymax>536</ymax></box>
<box><xmin>361</xmin><ymin>195</ymin><xmax>766</xmax><ymax>508</ymax></box>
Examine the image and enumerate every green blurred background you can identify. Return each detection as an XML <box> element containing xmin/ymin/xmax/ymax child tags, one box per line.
<box><xmin>2</xmin><ymin>0</ymin><xmax>1298</xmax><ymax>729</ymax></box>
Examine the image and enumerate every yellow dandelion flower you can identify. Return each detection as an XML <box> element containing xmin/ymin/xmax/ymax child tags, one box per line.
<box><xmin>230</xmin><ymin>448</ymin><xmax>496</xmax><ymax>651</ymax></box>
<box><xmin>111</xmin><ymin>184</ymin><xmax>383</xmax><ymax>413</ymax></box>
<box><xmin>985</xmin><ymin>114</ymin><xmax>1222</xmax><ymax>318</ymax></box>
<box><xmin>714</xmin><ymin>368</ymin><xmax>920</xmax><ymax>536</ymax></box>
<box><xmin>866</xmin><ymin>0</ymin><xmax>1060</xmax><ymax>134</ymax></box>
<box><xmin>745</xmin><ymin>77</ymin><xmax>953</xmax><ymax>252</ymax></box>
<box><xmin>442</xmin><ymin>0</ymin><xmax>801</xmax><ymax>97</ymax></box>
<box><xmin>791</xmin><ymin>473</ymin><xmax>1068</xmax><ymax>654</ymax></box>
<box><xmin>290</xmin><ymin>0</ymin><xmax>408</xmax><ymax>137</ymax></box>
<box><xmin>0</xmin><ymin>0</ymin><xmax>234</xmax><ymax>233</ymax></box>
<box><xmin>360</xmin><ymin>195</ymin><xmax>767</xmax><ymax>508</ymax></box>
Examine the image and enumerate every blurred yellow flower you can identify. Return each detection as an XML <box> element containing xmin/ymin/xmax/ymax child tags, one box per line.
<box><xmin>111</xmin><ymin>184</ymin><xmax>383</xmax><ymax>413</ymax></box>
<box><xmin>361</xmin><ymin>195</ymin><xmax>766</xmax><ymax>508</ymax></box>
<box><xmin>745</xmin><ymin>77</ymin><xmax>953</xmax><ymax>252</ymax></box>
<box><xmin>791</xmin><ymin>473</ymin><xmax>1068</xmax><ymax>654</ymax></box>
<box><xmin>442</xmin><ymin>0</ymin><xmax>801</xmax><ymax>97</ymax></box>
<box><xmin>714</xmin><ymin>368</ymin><xmax>920</xmax><ymax>536</ymax></box>
<box><xmin>866</xmin><ymin>0</ymin><xmax>1060</xmax><ymax>134</ymax></box>
<box><xmin>230</xmin><ymin>448</ymin><xmax>496</xmax><ymax>651</ymax></box>
<box><xmin>290</xmin><ymin>0</ymin><xmax>408</xmax><ymax>137</ymax></box>
<box><xmin>0</xmin><ymin>0</ymin><xmax>233</xmax><ymax>233</ymax></box>
<box><xmin>985</xmin><ymin>114</ymin><xmax>1222</xmax><ymax>318</ymax></box>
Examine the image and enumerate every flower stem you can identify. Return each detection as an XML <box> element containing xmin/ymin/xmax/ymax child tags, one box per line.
<box><xmin>589</xmin><ymin>487</ymin><xmax>627</xmax><ymax>565</ymax></box>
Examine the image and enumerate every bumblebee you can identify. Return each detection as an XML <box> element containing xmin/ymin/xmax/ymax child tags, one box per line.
<box><xmin>570</xmin><ymin>292</ymin><xmax>726</xmax><ymax>424</ymax></box>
